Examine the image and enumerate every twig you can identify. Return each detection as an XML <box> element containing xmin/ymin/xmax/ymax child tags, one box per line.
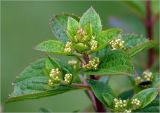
<box><xmin>82</xmin><ymin>54</ymin><xmax>106</xmax><ymax>112</ymax></box>
<box><xmin>145</xmin><ymin>0</ymin><xmax>154</xmax><ymax>68</ymax></box>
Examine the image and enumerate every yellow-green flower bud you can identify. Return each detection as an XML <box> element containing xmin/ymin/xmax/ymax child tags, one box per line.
<box><xmin>68</xmin><ymin>60</ymin><xmax>77</xmax><ymax>65</ymax></box>
<box><xmin>48</xmin><ymin>79</ymin><xmax>54</xmax><ymax>86</ymax></box>
<box><xmin>68</xmin><ymin>60</ymin><xmax>78</xmax><ymax>69</ymax></box>
<box><xmin>131</xmin><ymin>98</ymin><xmax>141</xmax><ymax>109</ymax></box>
<box><xmin>114</xmin><ymin>98</ymin><xmax>128</xmax><ymax>111</ymax></box>
<box><xmin>64</xmin><ymin>73</ymin><xmax>73</xmax><ymax>84</ymax></box>
<box><xmin>49</xmin><ymin>68</ymin><xmax>62</xmax><ymax>83</ymax></box>
<box><xmin>75</xmin><ymin>28</ymin><xmax>89</xmax><ymax>42</ymax></box>
<box><xmin>124</xmin><ymin>109</ymin><xmax>132</xmax><ymax>113</ymax></box>
<box><xmin>64</xmin><ymin>42</ymin><xmax>73</xmax><ymax>53</ymax></box>
<box><xmin>142</xmin><ymin>70</ymin><xmax>153</xmax><ymax>81</ymax></box>
<box><xmin>90</xmin><ymin>39</ymin><xmax>98</xmax><ymax>51</ymax></box>
<box><xmin>83</xmin><ymin>57</ymin><xmax>100</xmax><ymax>70</ymax></box>
<box><xmin>109</xmin><ymin>37</ymin><xmax>125</xmax><ymax>50</ymax></box>
<box><xmin>135</xmin><ymin>76</ymin><xmax>142</xmax><ymax>85</ymax></box>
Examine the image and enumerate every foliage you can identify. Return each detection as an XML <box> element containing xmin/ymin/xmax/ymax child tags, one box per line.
<box><xmin>8</xmin><ymin>7</ymin><xmax>158</xmax><ymax>113</ymax></box>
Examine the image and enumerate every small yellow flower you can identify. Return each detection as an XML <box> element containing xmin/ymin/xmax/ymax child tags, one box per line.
<box><xmin>83</xmin><ymin>57</ymin><xmax>100</xmax><ymax>70</ymax></box>
<box><xmin>131</xmin><ymin>98</ymin><xmax>141</xmax><ymax>109</ymax></box>
<box><xmin>143</xmin><ymin>70</ymin><xmax>153</xmax><ymax>81</ymax></box>
<box><xmin>109</xmin><ymin>37</ymin><xmax>125</xmax><ymax>50</ymax></box>
<box><xmin>68</xmin><ymin>60</ymin><xmax>77</xmax><ymax>65</ymax></box>
<box><xmin>90</xmin><ymin>38</ymin><xmax>98</xmax><ymax>51</ymax></box>
<box><xmin>124</xmin><ymin>109</ymin><xmax>132</xmax><ymax>113</ymax></box>
<box><xmin>76</xmin><ymin>28</ymin><xmax>88</xmax><ymax>42</ymax></box>
<box><xmin>49</xmin><ymin>68</ymin><xmax>62</xmax><ymax>83</ymax></box>
<box><xmin>64</xmin><ymin>73</ymin><xmax>73</xmax><ymax>84</ymax></box>
<box><xmin>48</xmin><ymin>79</ymin><xmax>53</xmax><ymax>86</ymax></box>
<box><xmin>114</xmin><ymin>98</ymin><xmax>127</xmax><ymax>110</ymax></box>
<box><xmin>135</xmin><ymin>76</ymin><xmax>142</xmax><ymax>85</ymax></box>
<box><xmin>64</xmin><ymin>42</ymin><xmax>73</xmax><ymax>53</ymax></box>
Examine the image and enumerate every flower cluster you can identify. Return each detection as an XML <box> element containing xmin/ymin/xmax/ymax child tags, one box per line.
<box><xmin>64</xmin><ymin>73</ymin><xmax>73</xmax><ymax>84</ymax></box>
<box><xmin>114</xmin><ymin>98</ymin><xmax>127</xmax><ymax>110</ymax></box>
<box><xmin>142</xmin><ymin>70</ymin><xmax>153</xmax><ymax>81</ymax></box>
<box><xmin>49</xmin><ymin>68</ymin><xmax>62</xmax><ymax>84</ymax></box>
<box><xmin>68</xmin><ymin>60</ymin><xmax>78</xmax><ymax>69</ymax></box>
<box><xmin>64</xmin><ymin>42</ymin><xmax>73</xmax><ymax>53</ymax></box>
<box><xmin>135</xmin><ymin>70</ymin><xmax>153</xmax><ymax>86</ymax></box>
<box><xmin>131</xmin><ymin>98</ymin><xmax>141</xmax><ymax>109</ymax></box>
<box><xmin>124</xmin><ymin>109</ymin><xmax>132</xmax><ymax>113</ymax></box>
<box><xmin>68</xmin><ymin>60</ymin><xmax>77</xmax><ymax>65</ymax></box>
<box><xmin>75</xmin><ymin>28</ymin><xmax>88</xmax><ymax>42</ymax></box>
<box><xmin>135</xmin><ymin>76</ymin><xmax>143</xmax><ymax>85</ymax></box>
<box><xmin>90</xmin><ymin>36</ymin><xmax>98</xmax><ymax>51</ymax></box>
<box><xmin>83</xmin><ymin>57</ymin><xmax>100</xmax><ymax>70</ymax></box>
<box><xmin>109</xmin><ymin>38</ymin><xmax>125</xmax><ymax>50</ymax></box>
<box><xmin>48</xmin><ymin>68</ymin><xmax>74</xmax><ymax>86</ymax></box>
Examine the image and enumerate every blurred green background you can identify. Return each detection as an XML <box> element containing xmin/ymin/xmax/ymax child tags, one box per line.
<box><xmin>1</xmin><ymin>1</ymin><xmax>159</xmax><ymax>112</ymax></box>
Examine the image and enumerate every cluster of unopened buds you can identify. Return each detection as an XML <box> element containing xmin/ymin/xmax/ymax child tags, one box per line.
<box><xmin>131</xmin><ymin>98</ymin><xmax>141</xmax><ymax>109</ymax></box>
<box><xmin>83</xmin><ymin>57</ymin><xmax>100</xmax><ymax>70</ymax></box>
<box><xmin>114</xmin><ymin>98</ymin><xmax>127</xmax><ymax>111</ymax></box>
<box><xmin>48</xmin><ymin>68</ymin><xmax>73</xmax><ymax>86</ymax></box>
<box><xmin>109</xmin><ymin>36</ymin><xmax>125</xmax><ymax>50</ymax></box>
<box><xmin>49</xmin><ymin>68</ymin><xmax>62</xmax><ymax>84</ymax></box>
<box><xmin>135</xmin><ymin>76</ymin><xmax>143</xmax><ymax>85</ymax></box>
<box><xmin>68</xmin><ymin>60</ymin><xmax>78</xmax><ymax>69</ymax></box>
<box><xmin>64</xmin><ymin>73</ymin><xmax>73</xmax><ymax>84</ymax></box>
<box><xmin>75</xmin><ymin>28</ymin><xmax>88</xmax><ymax>42</ymax></box>
<box><xmin>142</xmin><ymin>70</ymin><xmax>153</xmax><ymax>81</ymax></box>
<box><xmin>124</xmin><ymin>109</ymin><xmax>132</xmax><ymax>113</ymax></box>
<box><xmin>64</xmin><ymin>42</ymin><xmax>73</xmax><ymax>53</ymax></box>
<box><xmin>135</xmin><ymin>70</ymin><xmax>153</xmax><ymax>85</ymax></box>
<box><xmin>90</xmin><ymin>36</ymin><xmax>98</xmax><ymax>51</ymax></box>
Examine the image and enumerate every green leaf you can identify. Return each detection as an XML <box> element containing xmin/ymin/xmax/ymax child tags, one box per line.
<box><xmin>152</xmin><ymin>73</ymin><xmax>160</xmax><ymax>88</ymax></box>
<box><xmin>73</xmin><ymin>43</ymin><xmax>89</xmax><ymax>53</ymax></box>
<box><xmin>135</xmin><ymin>98</ymin><xmax>159</xmax><ymax>112</ymax></box>
<box><xmin>122</xmin><ymin>1</ymin><xmax>145</xmax><ymax>18</ymax></box>
<box><xmin>50</xmin><ymin>14</ymin><xmax>79</xmax><ymax>42</ymax></box>
<box><xmin>80</xmin><ymin>7</ymin><xmax>102</xmax><ymax>36</ymax></box>
<box><xmin>87</xmin><ymin>79</ymin><xmax>114</xmax><ymax>106</ymax></box>
<box><xmin>85</xmin><ymin>50</ymin><xmax>134</xmax><ymax>76</ymax></box>
<box><xmin>35</xmin><ymin>40</ymin><xmax>65</xmax><ymax>55</ymax></box>
<box><xmin>44</xmin><ymin>56</ymin><xmax>61</xmax><ymax>75</ymax></box>
<box><xmin>103</xmin><ymin>93</ymin><xmax>115</xmax><ymax>107</ymax></box>
<box><xmin>96</xmin><ymin>28</ymin><xmax>122</xmax><ymax>51</ymax></box>
<box><xmin>132</xmin><ymin>88</ymin><xmax>158</xmax><ymax>108</ymax></box>
<box><xmin>67</xmin><ymin>17</ymin><xmax>79</xmax><ymax>41</ymax></box>
<box><xmin>7</xmin><ymin>58</ymin><xmax>80</xmax><ymax>102</ymax></box>
<box><xmin>122</xmin><ymin>34</ymin><xmax>155</xmax><ymax>56</ymax></box>
<box><xmin>118</xmin><ymin>89</ymin><xmax>134</xmax><ymax>100</ymax></box>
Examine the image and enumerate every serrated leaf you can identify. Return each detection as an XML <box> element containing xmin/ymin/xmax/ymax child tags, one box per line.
<box><xmin>135</xmin><ymin>98</ymin><xmax>159</xmax><ymax>112</ymax></box>
<box><xmin>35</xmin><ymin>40</ymin><xmax>65</xmax><ymax>55</ymax></box>
<box><xmin>96</xmin><ymin>28</ymin><xmax>122</xmax><ymax>51</ymax></box>
<box><xmin>50</xmin><ymin>14</ymin><xmax>79</xmax><ymax>42</ymax></box>
<box><xmin>132</xmin><ymin>88</ymin><xmax>158</xmax><ymax>108</ymax></box>
<box><xmin>87</xmin><ymin>79</ymin><xmax>114</xmax><ymax>106</ymax></box>
<box><xmin>85</xmin><ymin>50</ymin><xmax>134</xmax><ymax>76</ymax></box>
<box><xmin>7</xmin><ymin>58</ymin><xmax>81</xmax><ymax>102</ymax></box>
<box><xmin>122</xmin><ymin>34</ymin><xmax>155</xmax><ymax>56</ymax></box>
<box><xmin>103</xmin><ymin>93</ymin><xmax>115</xmax><ymax>107</ymax></box>
<box><xmin>67</xmin><ymin>17</ymin><xmax>79</xmax><ymax>41</ymax></box>
<box><xmin>80</xmin><ymin>7</ymin><xmax>102</xmax><ymax>36</ymax></box>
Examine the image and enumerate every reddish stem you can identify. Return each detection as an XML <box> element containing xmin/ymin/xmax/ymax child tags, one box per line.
<box><xmin>83</xmin><ymin>54</ymin><xmax>106</xmax><ymax>112</ymax></box>
<box><xmin>145</xmin><ymin>0</ymin><xmax>154</xmax><ymax>68</ymax></box>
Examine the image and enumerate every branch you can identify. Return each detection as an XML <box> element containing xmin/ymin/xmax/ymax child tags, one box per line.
<box><xmin>145</xmin><ymin>0</ymin><xmax>154</xmax><ymax>68</ymax></box>
<box><xmin>82</xmin><ymin>54</ymin><xmax>106</xmax><ymax>112</ymax></box>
